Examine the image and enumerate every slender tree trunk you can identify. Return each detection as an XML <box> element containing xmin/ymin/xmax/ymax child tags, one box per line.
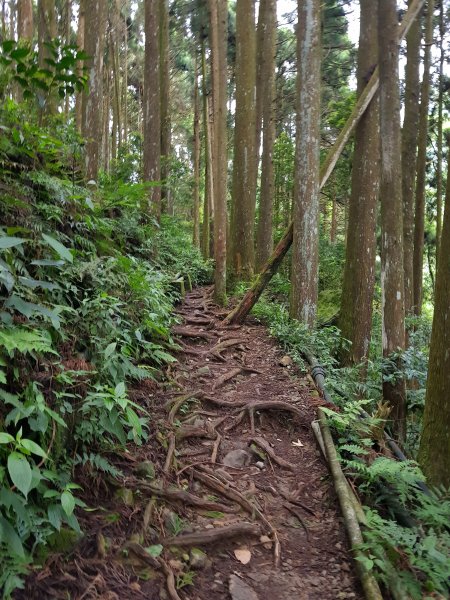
<box><xmin>435</xmin><ymin>0</ymin><xmax>444</xmax><ymax>265</ymax></box>
<box><xmin>339</xmin><ymin>0</ymin><xmax>380</xmax><ymax>366</ymax></box>
<box><xmin>122</xmin><ymin>1</ymin><xmax>128</xmax><ymax>146</ymax></box>
<box><xmin>75</xmin><ymin>0</ymin><xmax>85</xmax><ymax>133</ymax></box>
<box><xmin>143</xmin><ymin>0</ymin><xmax>161</xmax><ymax>219</ymax></box>
<box><xmin>413</xmin><ymin>0</ymin><xmax>435</xmax><ymax>315</ymax></box>
<box><xmin>17</xmin><ymin>0</ymin><xmax>33</xmax><ymax>40</ymax></box>
<box><xmin>82</xmin><ymin>0</ymin><xmax>107</xmax><ymax>182</ymax></box>
<box><xmin>38</xmin><ymin>0</ymin><xmax>57</xmax><ymax>115</ymax></box>
<box><xmin>201</xmin><ymin>37</ymin><xmax>211</xmax><ymax>259</ymax></box>
<box><xmin>160</xmin><ymin>0</ymin><xmax>171</xmax><ymax>214</ymax></box>
<box><xmin>378</xmin><ymin>0</ymin><xmax>407</xmax><ymax>442</ymax></box>
<box><xmin>208</xmin><ymin>0</ymin><xmax>227</xmax><ymax>304</ymax></box>
<box><xmin>9</xmin><ymin>0</ymin><xmax>15</xmax><ymax>39</ymax></box>
<box><xmin>193</xmin><ymin>60</ymin><xmax>201</xmax><ymax>248</ymax></box>
<box><xmin>330</xmin><ymin>195</ymin><xmax>338</xmax><ymax>244</ymax></box>
<box><xmin>290</xmin><ymin>0</ymin><xmax>321</xmax><ymax>327</ymax></box>
<box><xmin>418</xmin><ymin>140</ymin><xmax>450</xmax><ymax>488</ymax></box>
<box><xmin>64</xmin><ymin>0</ymin><xmax>72</xmax><ymax>116</ymax></box>
<box><xmin>255</xmin><ymin>0</ymin><xmax>277</xmax><ymax>271</ymax></box>
<box><xmin>230</xmin><ymin>0</ymin><xmax>257</xmax><ymax>280</ymax></box>
<box><xmin>402</xmin><ymin>1</ymin><xmax>421</xmax><ymax>317</ymax></box>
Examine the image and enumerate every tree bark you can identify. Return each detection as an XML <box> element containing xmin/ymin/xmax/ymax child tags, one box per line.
<box><xmin>82</xmin><ymin>0</ymin><xmax>107</xmax><ymax>183</ymax></box>
<box><xmin>38</xmin><ymin>0</ymin><xmax>56</xmax><ymax>115</ymax></box>
<box><xmin>193</xmin><ymin>60</ymin><xmax>201</xmax><ymax>248</ymax></box>
<box><xmin>418</xmin><ymin>141</ymin><xmax>450</xmax><ymax>488</ymax></box>
<box><xmin>339</xmin><ymin>0</ymin><xmax>380</xmax><ymax>366</ymax></box>
<box><xmin>230</xmin><ymin>0</ymin><xmax>257</xmax><ymax>280</ymax></box>
<box><xmin>255</xmin><ymin>0</ymin><xmax>277</xmax><ymax>271</ymax></box>
<box><xmin>413</xmin><ymin>0</ymin><xmax>435</xmax><ymax>315</ymax></box>
<box><xmin>17</xmin><ymin>0</ymin><xmax>32</xmax><ymax>40</ymax></box>
<box><xmin>290</xmin><ymin>0</ymin><xmax>321</xmax><ymax>327</ymax></box>
<box><xmin>160</xmin><ymin>0</ymin><xmax>171</xmax><ymax>214</ymax></box>
<box><xmin>201</xmin><ymin>37</ymin><xmax>211</xmax><ymax>259</ymax></box>
<box><xmin>378</xmin><ymin>0</ymin><xmax>407</xmax><ymax>442</ymax></box>
<box><xmin>143</xmin><ymin>0</ymin><xmax>161</xmax><ymax>219</ymax></box>
<box><xmin>75</xmin><ymin>0</ymin><xmax>85</xmax><ymax>133</ymax></box>
<box><xmin>402</xmin><ymin>1</ymin><xmax>421</xmax><ymax>317</ymax></box>
<box><xmin>208</xmin><ymin>0</ymin><xmax>228</xmax><ymax>305</ymax></box>
<box><xmin>435</xmin><ymin>0</ymin><xmax>444</xmax><ymax>265</ymax></box>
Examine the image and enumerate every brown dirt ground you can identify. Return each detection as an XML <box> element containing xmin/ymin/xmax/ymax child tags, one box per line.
<box><xmin>17</xmin><ymin>287</ymin><xmax>363</xmax><ymax>600</ymax></box>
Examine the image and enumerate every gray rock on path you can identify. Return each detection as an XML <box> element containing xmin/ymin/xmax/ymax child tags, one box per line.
<box><xmin>229</xmin><ymin>575</ymin><xmax>260</xmax><ymax>600</ymax></box>
<box><xmin>222</xmin><ymin>449</ymin><xmax>253</xmax><ymax>468</ymax></box>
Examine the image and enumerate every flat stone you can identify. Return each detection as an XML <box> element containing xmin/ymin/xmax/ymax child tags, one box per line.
<box><xmin>229</xmin><ymin>575</ymin><xmax>260</xmax><ymax>600</ymax></box>
<box><xmin>223</xmin><ymin>449</ymin><xmax>253</xmax><ymax>468</ymax></box>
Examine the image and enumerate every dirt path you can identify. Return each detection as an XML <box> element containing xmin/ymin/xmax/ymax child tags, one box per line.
<box><xmin>19</xmin><ymin>287</ymin><xmax>362</xmax><ymax>600</ymax></box>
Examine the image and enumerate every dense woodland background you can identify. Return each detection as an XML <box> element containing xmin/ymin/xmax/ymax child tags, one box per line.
<box><xmin>0</xmin><ymin>0</ymin><xmax>449</xmax><ymax>598</ymax></box>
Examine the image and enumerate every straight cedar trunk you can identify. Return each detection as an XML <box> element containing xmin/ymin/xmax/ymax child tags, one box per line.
<box><xmin>143</xmin><ymin>0</ymin><xmax>161</xmax><ymax>220</ymax></box>
<box><xmin>255</xmin><ymin>0</ymin><xmax>277</xmax><ymax>271</ymax></box>
<box><xmin>413</xmin><ymin>0</ymin><xmax>434</xmax><ymax>315</ymax></box>
<box><xmin>200</xmin><ymin>38</ymin><xmax>211</xmax><ymax>259</ymax></box>
<box><xmin>122</xmin><ymin>1</ymin><xmax>128</xmax><ymax>146</ymax></box>
<box><xmin>402</xmin><ymin>0</ymin><xmax>421</xmax><ymax>317</ymax></box>
<box><xmin>82</xmin><ymin>0</ymin><xmax>107</xmax><ymax>183</ymax></box>
<box><xmin>193</xmin><ymin>63</ymin><xmax>201</xmax><ymax>248</ymax></box>
<box><xmin>378</xmin><ymin>0</ymin><xmax>407</xmax><ymax>442</ymax></box>
<box><xmin>17</xmin><ymin>0</ymin><xmax>33</xmax><ymax>40</ymax></box>
<box><xmin>435</xmin><ymin>0</ymin><xmax>444</xmax><ymax>263</ymax></box>
<box><xmin>160</xmin><ymin>0</ymin><xmax>171</xmax><ymax>215</ymax></box>
<box><xmin>38</xmin><ymin>0</ymin><xmax>57</xmax><ymax>115</ymax></box>
<box><xmin>75</xmin><ymin>0</ymin><xmax>85</xmax><ymax>133</ymax></box>
<box><xmin>339</xmin><ymin>0</ymin><xmax>380</xmax><ymax>366</ymax></box>
<box><xmin>230</xmin><ymin>0</ymin><xmax>257</xmax><ymax>280</ymax></box>
<box><xmin>224</xmin><ymin>0</ymin><xmax>426</xmax><ymax>326</ymax></box>
<box><xmin>208</xmin><ymin>0</ymin><xmax>227</xmax><ymax>305</ymax></box>
<box><xmin>290</xmin><ymin>0</ymin><xmax>321</xmax><ymax>326</ymax></box>
<box><xmin>418</xmin><ymin>142</ymin><xmax>450</xmax><ymax>488</ymax></box>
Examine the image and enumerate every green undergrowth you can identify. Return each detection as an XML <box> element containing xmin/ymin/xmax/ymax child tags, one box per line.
<box><xmin>0</xmin><ymin>99</ymin><xmax>211</xmax><ymax>596</ymax></box>
<box><xmin>249</xmin><ymin>296</ymin><xmax>449</xmax><ymax>598</ymax></box>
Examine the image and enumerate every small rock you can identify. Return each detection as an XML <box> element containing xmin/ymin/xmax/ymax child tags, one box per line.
<box><xmin>255</xmin><ymin>461</ymin><xmax>265</xmax><ymax>470</ymax></box>
<box><xmin>197</xmin><ymin>366</ymin><xmax>211</xmax><ymax>375</ymax></box>
<box><xmin>229</xmin><ymin>574</ymin><xmax>260</xmax><ymax>600</ymax></box>
<box><xmin>114</xmin><ymin>487</ymin><xmax>134</xmax><ymax>507</ymax></box>
<box><xmin>190</xmin><ymin>548</ymin><xmax>210</xmax><ymax>570</ymax></box>
<box><xmin>279</xmin><ymin>355</ymin><xmax>293</xmax><ymax>367</ymax></box>
<box><xmin>134</xmin><ymin>460</ymin><xmax>156</xmax><ymax>480</ymax></box>
<box><xmin>259</xmin><ymin>535</ymin><xmax>272</xmax><ymax>550</ymax></box>
<box><xmin>223</xmin><ymin>449</ymin><xmax>253</xmax><ymax>468</ymax></box>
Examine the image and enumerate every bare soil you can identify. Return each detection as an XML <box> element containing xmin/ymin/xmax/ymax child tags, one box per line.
<box><xmin>17</xmin><ymin>287</ymin><xmax>363</xmax><ymax>600</ymax></box>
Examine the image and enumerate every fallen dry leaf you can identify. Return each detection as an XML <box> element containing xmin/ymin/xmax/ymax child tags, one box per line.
<box><xmin>234</xmin><ymin>548</ymin><xmax>252</xmax><ymax>564</ymax></box>
<box><xmin>292</xmin><ymin>439</ymin><xmax>304</xmax><ymax>447</ymax></box>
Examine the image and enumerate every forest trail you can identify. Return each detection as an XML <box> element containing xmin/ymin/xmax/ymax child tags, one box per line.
<box><xmin>19</xmin><ymin>287</ymin><xmax>361</xmax><ymax>600</ymax></box>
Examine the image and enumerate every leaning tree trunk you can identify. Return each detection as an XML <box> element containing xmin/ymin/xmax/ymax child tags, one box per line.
<box><xmin>339</xmin><ymin>0</ymin><xmax>380</xmax><ymax>366</ymax></box>
<box><xmin>208</xmin><ymin>0</ymin><xmax>228</xmax><ymax>305</ymax></box>
<box><xmin>143</xmin><ymin>0</ymin><xmax>161</xmax><ymax>220</ymax></box>
<box><xmin>223</xmin><ymin>0</ymin><xmax>425</xmax><ymax>327</ymax></box>
<box><xmin>402</xmin><ymin>0</ymin><xmax>421</xmax><ymax>317</ymax></box>
<box><xmin>229</xmin><ymin>0</ymin><xmax>257</xmax><ymax>281</ymax></box>
<box><xmin>413</xmin><ymin>0</ymin><xmax>435</xmax><ymax>316</ymax></box>
<box><xmin>418</xmin><ymin>138</ymin><xmax>450</xmax><ymax>489</ymax></box>
<box><xmin>82</xmin><ymin>0</ymin><xmax>107</xmax><ymax>183</ymax></box>
<box><xmin>290</xmin><ymin>0</ymin><xmax>321</xmax><ymax>327</ymax></box>
<box><xmin>255</xmin><ymin>0</ymin><xmax>277</xmax><ymax>271</ymax></box>
<box><xmin>378</xmin><ymin>0</ymin><xmax>407</xmax><ymax>442</ymax></box>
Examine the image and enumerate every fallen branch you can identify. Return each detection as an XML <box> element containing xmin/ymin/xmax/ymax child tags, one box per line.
<box><xmin>249</xmin><ymin>437</ymin><xmax>296</xmax><ymax>471</ymax></box>
<box><xmin>162</xmin><ymin>522</ymin><xmax>260</xmax><ymax>547</ymax></box>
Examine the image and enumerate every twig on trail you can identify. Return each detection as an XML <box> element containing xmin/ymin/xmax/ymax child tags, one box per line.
<box><xmin>159</xmin><ymin>559</ymin><xmax>182</xmax><ymax>600</ymax></box>
<box><xmin>211</xmin><ymin>433</ymin><xmax>222</xmax><ymax>463</ymax></box>
<box><xmin>167</xmin><ymin>390</ymin><xmax>203</xmax><ymax>424</ymax></box>
<box><xmin>249</xmin><ymin>437</ymin><xmax>296</xmax><ymax>471</ymax></box>
<box><xmin>129</xmin><ymin>479</ymin><xmax>234</xmax><ymax>513</ymax></box>
<box><xmin>162</xmin><ymin>522</ymin><xmax>261</xmax><ymax>547</ymax></box>
<box><xmin>164</xmin><ymin>433</ymin><xmax>176</xmax><ymax>473</ymax></box>
<box><xmin>172</xmin><ymin>326</ymin><xmax>216</xmax><ymax>341</ymax></box>
<box><xmin>283</xmin><ymin>503</ymin><xmax>310</xmax><ymax>541</ymax></box>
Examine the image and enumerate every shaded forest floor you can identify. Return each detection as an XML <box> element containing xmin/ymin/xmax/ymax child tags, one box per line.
<box><xmin>18</xmin><ymin>287</ymin><xmax>362</xmax><ymax>600</ymax></box>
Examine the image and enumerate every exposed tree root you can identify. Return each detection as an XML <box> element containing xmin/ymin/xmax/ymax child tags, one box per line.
<box><xmin>203</xmin><ymin>395</ymin><xmax>247</xmax><ymax>408</ymax></box>
<box><xmin>172</xmin><ymin>326</ymin><xmax>216</xmax><ymax>341</ymax></box>
<box><xmin>162</xmin><ymin>522</ymin><xmax>261</xmax><ymax>547</ymax></box>
<box><xmin>175</xmin><ymin>425</ymin><xmax>216</xmax><ymax>441</ymax></box>
<box><xmin>208</xmin><ymin>338</ymin><xmax>245</xmax><ymax>361</ymax></box>
<box><xmin>159</xmin><ymin>559</ymin><xmax>182</xmax><ymax>600</ymax></box>
<box><xmin>211</xmin><ymin>366</ymin><xmax>261</xmax><ymax>391</ymax></box>
<box><xmin>122</xmin><ymin>542</ymin><xmax>161</xmax><ymax>569</ymax></box>
<box><xmin>249</xmin><ymin>437</ymin><xmax>296</xmax><ymax>471</ymax></box>
<box><xmin>164</xmin><ymin>433</ymin><xmax>176</xmax><ymax>473</ymax></box>
<box><xmin>283</xmin><ymin>503</ymin><xmax>310</xmax><ymax>540</ymax></box>
<box><xmin>228</xmin><ymin>400</ymin><xmax>306</xmax><ymax>434</ymax></box>
<box><xmin>167</xmin><ymin>391</ymin><xmax>203</xmax><ymax>425</ymax></box>
<box><xmin>211</xmin><ymin>433</ymin><xmax>222</xmax><ymax>463</ymax></box>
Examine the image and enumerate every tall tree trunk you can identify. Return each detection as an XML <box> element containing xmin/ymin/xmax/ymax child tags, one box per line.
<box><xmin>378</xmin><ymin>0</ymin><xmax>407</xmax><ymax>442</ymax></box>
<box><xmin>38</xmin><ymin>0</ymin><xmax>56</xmax><ymax>115</ymax></box>
<box><xmin>122</xmin><ymin>0</ymin><xmax>128</xmax><ymax>146</ymax></box>
<box><xmin>9</xmin><ymin>0</ymin><xmax>15</xmax><ymax>39</ymax></box>
<box><xmin>418</xmin><ymin>140</ymin><xmax>450</xmax><ymax>488</ymax></box>
<box><xmin>82</xmin><ymin>0</ymin><xmax>107</xmax><ymax>182</ymax></box>
<box><xmin>201</xmin><ymin>37</ymin><xmax>211</xmax><ymax>259</ymax></box>
<box><xmin>230</xmin><ymin>0</ymin><xmax>257</xmax><ymax>280</ymax></box>
<box><xmin>160</xmin><ymin>0</ymin><xmax>171</xmax><ymax>214</ymax></box>
<box><xmin>143</xmin><ymin>0</ymin><xmax>161</xmax><ymax>219</ymax></box>
<box><xmin>290</xmin><ymin>0</ymin><xmax>321</xmax><ymax>327</ymax></box>
<box><xmin>339</xmin><ymin>0</ymin><xmax>380</xmax><ymax>366</ymax></box>
<box><xmin>255</xmin><ymin>0</ymin><xmax>277</xmax><ymax>271</ymax></box>
<box><xmin>413</xmin><ymin>0</ymin><xmax>435</xmax><ymax>315</ymax></box>
<box><xmin>17</xmin><ymin>0</ymin><xmax>33</xmax><ymax>40</ymax></box>
<box><xmin>402</xmin><ymin>1</ymin><xmax>421</xmax><ymax>317</ymax></box>
<box><xmin>193</xmin><ymin>60</ymin><xmax>201</xmax><ymax>248</ymax></box>
<box><xmin>75</xmin><ymin>0</ymin><xmax>85</xmax><ymax>133</ymax></box>
<box><xmin>208</xmin><ymin>0</ymin><xmax>227</xmax><ymax>304</ymax></box>
<box><xmin>435</xmin><ymin>0</ymin><xmax>444</xmax><ymax>265</ymax></box>
<box><xmin>63</xmin><ymin>0</ymin><xmax>72</xmax><ymax>116</ymax></box>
